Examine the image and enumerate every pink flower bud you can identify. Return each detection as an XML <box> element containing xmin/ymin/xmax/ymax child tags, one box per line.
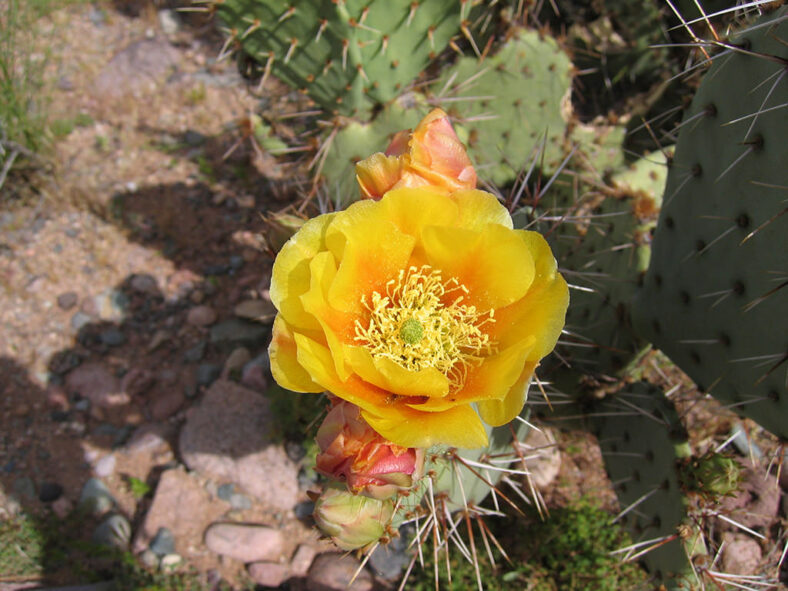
<box><xmin>316</xmin><ymin>400</ymin><xmax>424</xmax><ymax>500</ymax></box>
<box><xmin>355</xmin><ymin>108</ymin><xmax>477</xmax><ymax>200</ymax></box>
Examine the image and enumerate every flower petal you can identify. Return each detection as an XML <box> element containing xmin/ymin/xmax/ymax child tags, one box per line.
<box><xmin>344</xmin><ymin>345</ymin><xmax>449</xmax><ymax>398</ymax></box>
<box><xmin>451</xmin><ymin>190</ymin><xmax>513</xmax><ymax>230</ymax></box>
<box><xmin>490</xmin><ymin>232</ymin><xmax>569</xmax><ymax>356</ymax></box>
<box><xmin>477</xmin><ymin>360</ymin><xmax>537</xmax><ymax>426</ymax></box>
<box><xmin>325</xmin><ymin>201</ymin><xmax>415</xmax><ymax>314</ymax></box>
<box><xmin>294</xmin><ymin>332</ymin><xmax>390</xmax><ymax>411</ymax></box>
<box><xmin>361</xmin><ymin>404</ymin><xmax>488</xmax><ymax>449</ymax></box>
<box><xmin>422</xmin><ymin>223</ymin><xmax>535</xmax><ymax>311</ymax></box>
<box><xmin>454</xmin><ymin>337</ymin><xmax>536</xmax><ymax>404</ymax></box>
<box><xmin>269</xmin><ymin>315</ymin><xmax>324</xmax><ymax>393</ymax></box>
<box><xmin>270</xmin><ymin>213</ymin><xmax>335</xmax><ymax>331</ymax></box>
<box><xmin>356</xmin><ymin>153</ymin><xmax>404</xmax><ymax>200</ymax></box>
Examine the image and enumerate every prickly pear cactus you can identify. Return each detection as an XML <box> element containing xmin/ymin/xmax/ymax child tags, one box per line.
<box><xmin>214</xmin><ymin>0</ymin><xmax>465</xmax><ymax>116</ymax></box>
<box><xmin>634</xmin><ymin>10</ymin><xmax>788</xmax><ymax>438</ymax></box>
<box><xmin>432</xmin><ymin>28</ymin><xmax>573</xmax><ymax>186</ymax></box>
<box><xmin>320</xmin><ymin>98</ymin><xmax>427</xmax><ymax>204</ymax></box>
<box><xmin>392</xmin><ymin>411</ymin><xmax>531</xmax><ymax>528</ymax></box>
<box><xmin>522</xmin><ymin>150</ymin><xmax>668</xmax><ymax>391</ymax></box>
<box><xmin>593</xmin><ymin>382</ymin><xmax>702</xmax><ymax>590</ymax></box>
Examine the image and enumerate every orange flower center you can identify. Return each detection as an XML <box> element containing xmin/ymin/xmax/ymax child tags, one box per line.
<box><xmin>354</xmin><ymin>265</ymin><xmax>495</xmax><ymax>392</ymax></box>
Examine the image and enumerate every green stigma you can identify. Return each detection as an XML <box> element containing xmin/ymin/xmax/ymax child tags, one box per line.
<box><xmin>399</xmin><ymin>317</ymin><xmax>424</xmax><ymax>345</ymax></box>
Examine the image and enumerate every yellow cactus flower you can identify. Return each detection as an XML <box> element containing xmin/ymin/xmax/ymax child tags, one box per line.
<box><xmin>268</xmin><ymin>186</ymin><xmax>568</xmax><ymax>449</ymax></box>
<box><xmin>355</xmin><ymin>108</ymin><xmax>477</xmax><ymax>199</ymax></box>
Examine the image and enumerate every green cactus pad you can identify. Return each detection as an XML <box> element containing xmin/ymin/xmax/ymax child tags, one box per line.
<box><xmin>215</xmin><ymin>0</ymin><xmax>464</xmax><ymax>117</ymax></box>
<box><xmin>432</xmin><ymin>28</ymin><xmax>573</xmax><ymax>186</ymax></box>
<box><xmin>524</xmin><ymin>150</ymin><xmax>667</xmax><ymax>388</ymax></box>
<box><xmin>633</xmin><ymin>10</ymin><xmax>788</xmax><ymax>438</ymax></box>
<box><xmin>593</xmin><ymin>382</ymin><xmax>701</xmax><ymax>589</ymax></box>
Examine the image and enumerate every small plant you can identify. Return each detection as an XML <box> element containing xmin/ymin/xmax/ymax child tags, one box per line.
<box><xmin>127</xmin><ymin>476</ymin><xmax>152</xmax><ymax>500</ymax></box>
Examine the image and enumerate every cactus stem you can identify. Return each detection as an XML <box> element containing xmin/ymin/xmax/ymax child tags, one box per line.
<box><xmin>611</xmin><ymin>487</ymin><xmax>658</xmax><ymax>524</ymax></box>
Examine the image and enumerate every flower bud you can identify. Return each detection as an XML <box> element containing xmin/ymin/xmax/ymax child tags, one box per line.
<box><xmin>355</xmin><ymin>108</ymin><xmax>476</xmax><ymax>200</ymax></box>
<box><xmin>313</xmin><ymin>484</ymin><xmax>394</xmax><ymax>551</ymax></box>
<box><xmin>316</xmin><ymin>400</ymin><xmax>424</xmax><ymax>500</ymax></box>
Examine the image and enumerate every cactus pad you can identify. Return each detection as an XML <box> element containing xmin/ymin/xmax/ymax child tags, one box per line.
<box><xmin>432</xmin><ymin>28</ymin><xmax>573</xmax><ymax>186</ymax></box>
<box><xmin>215</xmin><ymin>0</ymin><xmax>464</xmax><ymax>116</ymax></box>
<box><xmin>634</xmin><ymin>11</ymin><xmax>788</xmax><ymax>438</ymax></box>
<box><xmin>593</xmin><ymin>382</ymin><xmax>701</xmax><ymax>589</ymax></box>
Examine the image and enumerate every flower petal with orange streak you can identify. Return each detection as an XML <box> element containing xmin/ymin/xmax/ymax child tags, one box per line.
<box><xmin>451</xmin><ymin>189</ymin><xmax>513</xmax><ymax>231</ymax></box>
<box><xmin>356</xmin><ymin>153</ymin><xmax>403</xmax><ymax>200</ymax></box>
<box><xmin>324</xmin><ymin>202</ymin><xmax>415</xmax><ymax>314</ymax></box>
<box><xmin>421</xmin><ymin>224</ymin><xmax>535</xmax><ymax>311</ymax></box>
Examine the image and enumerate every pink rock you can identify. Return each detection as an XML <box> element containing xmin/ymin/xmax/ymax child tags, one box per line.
<box><xmin>150</xmin><ymin>387</ymin><xmax>185</xmax><ymax>421</ymax></box>
<box><xmin>241</xmin><ymin>363</ymin><xmax>268</xmax><ymax>392</ymax></box>
<box><xmin>721</xmin><ymin>533</ymin><xmax>762</xmax><ymax>575</ymax></box>
<box><xmin>291</xmin><ymin>544</ymin><xmax>317</xmax><ymax>577</ymax></box>
<box><xmin>307</xmin><ymin>553</ymin><xmax>373</xmax><ymax>591</ymax></box>
<box><xmin>133</xmin><ymin>468</ymin><xmax>228</xmax><ymax>556</ymax></box>
<box><xmin>248</xmin><ymin>561</ymin><xmax>290</xmax><ymax>587</ymax></box>
<box><xmin>187</xmin><ymin>305</ymin><xmax>217</xmax><ymax>327</ymax></box>
<box><xmin>121</xmin><ymin>368</ymin><xmax>156</xmax><ymax>398</ymax></box>
<box><xmin>179</xmin><ymin>380</ymin><xmax>298</xmax><ymax>511</ymax></box>
<box><xmin>65</xmin><ymin>363</ymin><xmax>129</xmax><ymax>408</ymax></box>
<box><xmin>46</xmin><ymin>386</ymin><xmax>69</xmax><ymax>410</ymax></box>
<box><xmin>204</xmin><ymin>523</ymin><xmax>284</xmax><ymax>563</ymax></box>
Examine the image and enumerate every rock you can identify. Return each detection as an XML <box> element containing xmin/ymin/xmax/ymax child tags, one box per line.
<box><xmin>222</xmin><ymin>347</ymin><xmax>251</xmax><ymax>378</ymax></box>
<box><xmin>719</xmin><ymin>460</ymin><xmax>780</xmax><ymax>530</ymax></box>
<box><xmin>210</xmin><ymin>319</ymin><xmax>269</xmax><ymax>349</ymax></box>
<box><xmin>367</xmin><ymin>526</ymin><xmax>412</xmax><ymax>581</ymax></box>
<box><xmin>187</xmin><ymin>305</ymin><xmax>217</xmax><ymax>327</ymax></box>
<box><xmin>234</xmin><ymin>299</ymin><xmax>276</xmax><ymax>322</ymax></box>
<box><xmin>93</xmin><ymin>39</ymin><xmax>180</xmax><ymax>101</ymax></box>
<box><xmin>248</xmin><ymin>561</ymin><xmax>290</xmax><ymax>588</ymax></box>
<box><xmin>93</xmin><ymin>514</ymin><xmax>131</xmax><ymax>549</ymax></box>
<box><xmin>519</xmin><ymin>427</ymin><xmax>561</xmax><ymax>490</ymax></box>
<box><xmin>92</xmin><ymin>288</ymin><xmax>129</xmax><ymax>322</ymax></box>
<box><xmin>158</xmin><ymin>9</ymin><xmax>180</xmax><ymax>35</ymax></box>
<box><xmin>149</xmin><ymin>527</ymin><xmax>176</xmax><ymax>556</ymax></box>
<box><xmin>241</xmin><ymin>354</ymin><xmax>269</xmax><ymax>391</ymax></box>
<box><xmin>307</xmin><ymin>553</ymin><xmax>373</xmax><ymax>591</ymax></box>
<box><xmin>150</xmin><ymin>388</ymin><xmax>185</xmax><ymax>421</ymax></box>
<box><xmin>121</xmin><ymin>368</ymin><xmax>156</xmax><ymax>398</ymax></box>
<box><xmin>183</xmin><ymin>341</ymin><xmax>207</xmax><ymax>363</ymax></box>
<box><xmin>66</xmin><ymin>363</ymin><xmax>129</xmax><ymax>408</ymax></box>
<box><xmin>130</xmin><ymin>273</ymin><xmax>158</xmax><ymax>295</ymax></box>
<box><xmin>147</xmin><ymin>329</ymin><xmax>170</xmax><ymax>352</ymax></box>
<box><xmin>160</xmin><ymin>553</ymin><xmax>182</xmax><ymax>572</ymax></box>
<box><xmin>204</xmin><ymin>523</ymin><xmax>284</xmax><ymax>563</ymax></box>
<box><xmin>124</xmin><ymin>424</ymin><xmax>173</xmax><ymax>456</ymax></box>
<box><xmin>139</xmin><ymin>549</ymin><xmax>158</xmax><ymax>569</ymax></box>
<box><xmin>57</xmin><ymin>291</ymin><xmax>78</xmax><ymax>310</ymax></box>
<box><xmin>291</xmin><ymin>544</ymin><xmax>317</xmax><ymax>577</ymax></box>
<box><xmin>196</xmin><ymin>363</ymin><xmax>221</xmax><ymax>386</ymax></box>
<box><xmin>71</xmin><ymin>311</ymin><xmax>92</xmax><ymax>331</ymax></box>
<box><xmin>179</xmin><ymin>380</ymin><xmax>299</xmax><ymax>511</ymax></box>
<box><xmin>133</xmin><ymin>468</ymin><xmax>228</xmax><ymax>557</ymax></box>
<box><xmin>100</xmin><ymin>328</ymin><xmax>127</xmax><ymax>347</ymax></box>
<box><xmin>80</xmin><ymin>478</ymin><xmax>116</xmax><ymax>516</ymax></box>
<box><xmin>94</xmin><ymin>454</ymin><xmax>116</xmax><ymax>478</ymax></box>
<box><xmin>721</xmin><ymin>533</ymin><xmax>762</xmax><ymax>575</ymax></box>
<box><xmin>38</xmin><ymin>482</ymin><xmax>63</xmax><ymax>503</ymax></box>
<box><xmin>51</xmin><ymin>496</ymin><xmax>73</xmax><ymax>519</ymax></box>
